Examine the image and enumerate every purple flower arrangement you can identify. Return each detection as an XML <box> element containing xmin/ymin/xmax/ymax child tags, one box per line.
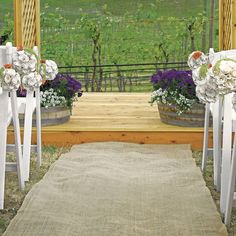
<box><xmin>151</xmin><ymin>70</ymin><xmax>196</xmax><ymax>100</ymax></box>
<box><xmin>41</xmin><ymin>74</ymin><xmax>83</xmax><ymax>110</ymax></box>
<box><xmin>150</xmin><ymin>69</ymin><xmax>198</xmax><ymax>114</ymax></box>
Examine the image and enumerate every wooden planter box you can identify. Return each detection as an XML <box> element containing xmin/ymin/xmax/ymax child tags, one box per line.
<box><xmin>19</xmin><ymin>106</ymin><xmax>71</xmax><ymax>126</ymax></box>
<box><xmin>157</xmin><ymin>102</ymin><xmax>206</xmax><ymax>127</ymax></box>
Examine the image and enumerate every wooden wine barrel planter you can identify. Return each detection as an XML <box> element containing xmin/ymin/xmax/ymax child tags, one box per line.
<box><xmin>19</xmin><ymin>106</ymin><xmax>71</xmax><ymax>126</ymax></box>
<box><xmin>157</xmin><ymin>102</ymin><xmax>206</xmax><ymax>127</ymax></box>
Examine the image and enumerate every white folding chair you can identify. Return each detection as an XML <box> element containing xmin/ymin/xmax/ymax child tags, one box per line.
<box><xmin>201</xmin><ymin>49</ymin><xmax>236</xmax><ymax>224</ymax></box>
<box><xmin>0</xmin><ymin>43</ymin><xmax>25</xmax><ymax>209</ymax></box>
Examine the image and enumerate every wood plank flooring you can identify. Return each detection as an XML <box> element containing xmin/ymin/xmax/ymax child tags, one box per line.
<box><xmin>7</xmin><ymin>93</ymin><xmax>212</xmax><ymax>150</ymax></box>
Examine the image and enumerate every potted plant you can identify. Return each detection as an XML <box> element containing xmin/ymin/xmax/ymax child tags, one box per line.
<box><xmin>41</xmin><ymin>73</ymin><xmax>82</xmax><ymax>111</ymax></box>
<box><xmin>18</xmin><ymin>73</ymin><xmax>82</xmax><ymax>126</ymax></box>
<box><xmin>150</xmin><ymin>69</ymin><xmax>206</xmax><ymax>127</ymax></box>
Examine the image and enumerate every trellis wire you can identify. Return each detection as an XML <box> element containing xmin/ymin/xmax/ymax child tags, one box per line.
<box><xmin>58</xmin><ymin>61</ymin><xmax>189</xmax><ymax>92</ymax></box>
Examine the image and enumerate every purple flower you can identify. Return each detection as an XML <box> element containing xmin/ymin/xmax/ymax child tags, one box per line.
<box><xmin>151</xmin><ymin>69</ymin><xmax>196</xmax><ymax>100</ymax></box>
<box><xmin>17</xmin><ymin>88</ymin><xmax>27</xmax><ymax>97</ymax></box>
<box><xmin>41</xmin><ymin>73</ymin><xmax>82</xmax><ymax>110</ymax></box>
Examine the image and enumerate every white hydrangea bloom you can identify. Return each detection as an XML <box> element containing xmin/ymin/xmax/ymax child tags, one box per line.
<box><xmin>195</xmin><ymin>75</ymin><xmax>219</xmax><ymax>104</ymax></box>
<box><xmin>212</xmin><ymin>59</ymin><xmax>236</xmax><ymax>95</ymax></box>
<box><xmin>13</xmin><ymin>50</ymin><xmax>37</xmax><ymax>75</ymax></box>
<box><xmin>22</xmin><ymin>72</ymin><xmax>42</xmax><ymax>91</ymax></box>
<box><xmin>0</xmin><ymin>68</ymin><xmax>21</xmax><ymax>91</ymax></box>
<box><xmin>187</xmin><ymin>51</ymin><xmax>208</xmax><ymax>70</ymax></box>
<box><xmin>40</xmin><ymin>60</ymin><xmax>58</xmax><ymax>80</ymax></box>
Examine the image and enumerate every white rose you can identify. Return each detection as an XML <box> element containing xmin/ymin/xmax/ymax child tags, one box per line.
<box><xmin>220</xmin><ymin>60</ymin><xmax>236</xmax><ymax>74</ymax></box>
<box><xmin>231</xmin><ymin>70</ymin><xmax>236</xmax><ymax>77</ymax></box>
<box><xmin>40</xmin><ymin>60</ymin><xmax>58</xmax><ymax>80</ymax></box>
<box><xmin>4</xmin><ymin>74</ymin><xmax>12</xmax><ymax>84</ymax></box>
<box><xmin>11</xmin><ymin>76</ymin><xmax>19</xmax><ymax>86</ymax></box>
<box><xmin>28</xmin><ymin>77</ymin><xmax>36</xmax><ymax>86</ymax></box>
<box><xmin>18</xmin><ymin>53</ymin><xmax>30</xmax><ymax>63</ymax></box>
<box><xmin>28</xmin><ymin>61</ymin><xmax>36</xmax><ymax>71</ymax></box>
<box><xmin>22</xmin><ymin>72</ymin><xmax>42</xmax><ymax>90</ymax></box>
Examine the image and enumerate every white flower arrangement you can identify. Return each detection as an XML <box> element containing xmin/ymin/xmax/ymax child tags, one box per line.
<box><xmin>212</xmin><ymin>59</ymin><xmax>236</xmax><ymax>95</ymax></box>
<box><xmin>187</xmin><ymin>51</ymin><xmax>209</xmax><ymax>70</ymax></box>
<box><xmin>12</xmin><ymin>48</ymin><xmax>37</xmax><ymax>75</ymax></box>
<box><xmin>40</xmin><ymin>88</ymin><xmax>66</xmax><ymax>108</ymax></box>
<box><xmin>22</xmin><ymin>72</ymin><xmax>42</xmax><ymax>91</ymax></box>
<box><xmin>150</xmin><ymin>88</ymin><xmax>168</xmax><ymax>104</ymax></box>
<box><xmin>150</xmin><ymin>88</ymin><xmax>193</xmax><ymax>115</ymax></box>
<box><xmin>0</xmin><ymin>46</ymin><xmax>59</xmax><ymax>93</ymax></box>
<box><xmin>40</xmin><ymin>60</ymin><xmax>58</xmax><ymax>81</ymax></box>
<box><xmin>188</xmin><ymin>50</ymin><xmax>236</xmax><ymax>106</ymax></box>
<box><xmin>0</xmin><ymin>64</ymin><xmax>21</xmax><ymax>92</ymax></box>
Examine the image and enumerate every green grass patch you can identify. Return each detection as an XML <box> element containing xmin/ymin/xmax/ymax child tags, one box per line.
<box><xmin>192</xmin><ymin>151</ymin><xmax>236</xmax><ymax>235</ymax></box>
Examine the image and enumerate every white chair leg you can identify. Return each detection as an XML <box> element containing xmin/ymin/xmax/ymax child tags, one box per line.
<box><xmin>202</xmin><ymin>103</ymin><xmax>210</xmax><ymax>172</ymax></box>
<box><xmin>221</xmin><ymin>94</ymin><xmax>233</xmax><ymax>214</ymax></box>
<box><xmin>0</xmin><ymin>92</ymin><xmax>9</xmax><ymax>209</ymax></box>
<box><xmin>35</xmin><ymin>88</ymin><xmax>42</xmax><ymax>167</ymax></box>
<box><xmin>10</xmin><ymin>91</ymin><xmax>25</xmax><ymax>190</ymax></box>
<box><xmin>23</xmin><ymin>90</ymin><xmax>34</xmax><ymax>181</ymax></box>
<box><xmin>213</xmin><ymin>98</ymin><xmax>223</xmax><ymax>191</ymax></box>
<box><xmin>224</xmin><ymin>132</ymin><xmax>236</xmax><ymax>226</ymax></box>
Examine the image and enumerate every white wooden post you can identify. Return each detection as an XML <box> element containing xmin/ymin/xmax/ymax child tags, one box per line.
<box><xmin>202</xmin><ymin>103</ymin><xmax>210</xmax><ymax>172</ymax></box>
<box><xmin>35</xmin><ymin>87</ymin><xmax>42</xmax><ymax>167</ymax></box>
<box><xmin>10</xmin><ymin>91</ymin><xmax>25</xmax><ymax>190</ymax></box>
<box><xmin>224</xmin><ymin>131</ymin><xmax>236</xmax><ymax>225</ymax></box>
<box><xmin>22</xmin><ymin>90</ymin><xmax>34</xmax><ymax>181</ymax></box>
<box><xmin>0</xmin><ymin>91</ymin><xmax>9</xmax><ymax>209</ymax></box>
<box><xmin>221</xmin><ymin>93</ymin><xmax>233</xmax><ymax>214</ymax></box>
<box><xmin>33</xmin><ymin>46</ymin><xmax>42</xmax><ymax>168</ymax></box>
<box><xmin>213</xmin><ymin>97</ymin><xmax>223</xmax><ymax>191</ymax></box>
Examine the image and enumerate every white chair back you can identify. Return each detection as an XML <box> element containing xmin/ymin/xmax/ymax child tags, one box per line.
<box><xmin>0</xmin><ymin>43</ymin><xmax>25</xmax><ymax>209</ymax></box>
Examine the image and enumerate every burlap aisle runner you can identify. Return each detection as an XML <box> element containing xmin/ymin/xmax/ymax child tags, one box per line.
<box><xmin>4</xmin><ymin>142</ymin><xmax>227</xmax><ymax>236</ymax></box>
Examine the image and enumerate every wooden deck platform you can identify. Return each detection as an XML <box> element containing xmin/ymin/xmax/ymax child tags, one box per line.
<box><xmin>7</xmin><ymin>93</ymin><xmax>212</xmax><ymax>150</ymax></box>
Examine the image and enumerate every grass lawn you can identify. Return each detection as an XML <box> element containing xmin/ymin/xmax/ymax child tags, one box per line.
<box><xmin>193</xmin><ymin>151</ymin><xmax>236</xmax><ymax>236</ymax></box>
<box><xmin>0</xmin><ymin>145</ymin><xmax>71</xmax><ymax>235</ymax></box>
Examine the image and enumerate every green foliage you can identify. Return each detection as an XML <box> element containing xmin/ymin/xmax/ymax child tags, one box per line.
<box><xmin>199</xmin><ymin>64</ymin><xmax>208</xmax><ymax>78</ymax></box>
<box><xmin>0</xmin><ymin>12</ymin><xmax>14</xmax><ymax>43</ymax></box>
<box><xmin>0</xmin><ymin>1</ymin><xmax>218</xmax><ymax>69</ymax></box>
